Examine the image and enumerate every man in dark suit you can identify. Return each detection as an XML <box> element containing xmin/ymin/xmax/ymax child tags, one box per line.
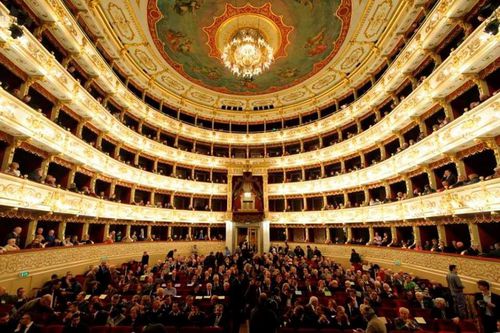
<box><xmin>207</xmin><ymin>304</ymin><xmax>228</xmax><ymax>332</ymax></box>
<box><xmin>5</xmin><ymin>226</ymin><xmax>22</xmax><ymax>247</ymax></box>
<box><xmin>14</xmin><ymin>314</ymin><xmax>41</xmax><ymax>333</ymax></box>
<box><xmin>430</xmin><ymin>298</ymin><xmax>459</xmax><ymax>323</ymax></box>
<box><xmin>141</xmin><ymin>251</ymin><xmax>150</xmax><ymax>266</ymax></box>
<box><xmin>475</xmin><ymin>280</ymin><xmax>500</xmax><ymax>333</ymax></box>
<box><xmin>62</xmin><ymin>313</ymin><xmax>89</xmax><ymax>333</ymax></box>
<box><xmin>0</xmin><ymin>311</ymin><xmax>16</xmax><ymax>333</ymax></box>
<box><xmin>411</xmin><ymin>291</ymin><xmax>433</xmax><ymax>309</ymax></box>
<box><xmin>249</xmin><ymin>293</ymin><xmax>279</xmax><ymax>333</ymax></box>
<box><xmin>442</xmin><ymin>169</ymin><xmax>457</xmax><ymax>187</ymax></box>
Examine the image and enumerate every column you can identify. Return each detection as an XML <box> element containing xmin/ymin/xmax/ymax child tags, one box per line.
<box><xmin>65</xmin><ymin>168</ymin><xmax>76</xmax><ymax>188</ymax></box>
<box><xmin>137</xmin><ymin>120</ymin><xmax>143</xmax><ymax>134</ymax></box>
<box><xmin>345</xmin><ymin>226</ymin><xmax>352</xmax><ymax>244</ymax></box>
<box><xmin>468</xmin><ymin>222</ymin><xmax>481</xmax><ymax>252</ymax></box>
<box><xmin>337</xmin><ymin>128</ymin><xmax>343</xmax><ymax>141</ymax></box>
<box><xmin>301</xmin><ymin>167</ymin><xmax>305</xmax><ymax>181</ymax></box>
<box><xmin>146</xmin><ymin>225</ymin><xmax>153</xmax><ymax>241</ymax></box>
<box><xmin>262</xmin><ymin>174</ymin><xmax>269</xmax><ymax>216</ymax></box>
<box><xmin>343</xmin><ymin>190</ymin><xmax>349</xmax><ymax>206</ymax></box>
<box><xmin>122</xmin><ymin>224</ymin><xmax>133</xmax><ymax>242</ymax></box>
<box><xmin>149</xmin><ymin>191</ymin><xmax>156</xmax><ymax>206</ymax></box>
<box><xmin>302</xmin><ymin>196</ymin><xmax>307</xmax><ymax>211</ymax></box>
<box><xmin>340</xmin><ymin>159</ymin><xmax>346</xmax><ymax>173</ymax></box>
<box><xmin>320</xmin><ymin>163</ymin><xmax>325</xmax><ymax>177</ymax></box>
<box><xmin>424</xmin><ymin>166</ymin><xmax>438</xmax><ymax>189</ymax></box>
<box><xmin>113</xmin><ymin>143</ymin><xmax>122</xmax><ymax>159</ymax></box>
<box><xmin>378</xmin><ymin>143</ymin><xmax>386</xmax><ymax>160</ymax></box>
<box><xmin>134</xmin><ymin>153</ymin><xmax>140</xmax><ymax>167</ymax></box>
<box><xmin>389</xmin><ymin>225</ymin><xmax>397</xmax><ymax>247</ymax></box>
<box><xmin>424</xmin><ymin>49</ymin><xmax>442</xmax><ymax>66</ymax></box>
<box><xmin>189</xmin><ymin>195</ymin><xmax>194</xmax><ymax>210</ymax></box>
<box><xmin>436</xmin><ymin>223</ymin><xmax>447</xmax><ymax>245</ymax></box>
<box><xmin>57</xmin><ymin>221</ymin><xmax>66</xmax><ymax>241</ymax></box>
<box><xmin>89</xmin><ymin>175</ymin><xmax>97</xmax><ymax>193</ymax></box>
<box><xmin>481</xmin><ymin>138</ymin><xmax>500</xmax><ymax>166</ymax></box>
<box><xmin>103</xmin><ymin>223</ymin><xmax>110</xmax><ymax>242</ymax></box>
<box><xmin>363</xmin><ymin>187</ymin><xmax>370</xmax><ymax>205</ymax></box>
<box><xmin>50</xmin><ymin>100</ymin><xmax>66</xmax><ymax>122</ymax></box>
<box><xmin>167</xmin><ymin>225</ymin><xmax>172</xmax><ymax>239</ymax></box>
<box><xmin>322</xmin><ymin>195</ymin><xmax>327</xmax><ymax>209</ymax></box>
<box><xmin>405</xmin><ymin>73</ymin><xmax>418</xmax><ymax>90</ymax></box>
<box><xmin>82</xmin><ymin>223</ymin><xmax>90</xmax><ymax>241</ymax></box>
<box><xmin>305</xmin><ymin>228</ymin><xmax>309</xmax><ymax>242</ymax></box>
<box><xmin>404</xmin><ymin>175</ymin><xmax>414</xmax><ymax>198</ymax></box>
<box><xmin>40</xmin><ymin>155</ymin><xmax>54</xmax><ymax>178</ymax></box>
<box><xmin>227</xmin><ymin>174</ymin><xmax>233</xmax><ymax>212</ymax></box>
<box><xmin>16</xmin><ymin>76</ymin><xmax>40</xmax><ymax>98</ymax></box>
<box><xmin>109</xmin><ymin>180</ymin><xmax>117</xmax><ymax>197</ymax></box>
<box><xmin>435</xmin><ymin>98</ymin><xmax>455</xmax><ymax>121</ymax></box>
<box><xmin>384</xmin><ymin>182</ymin><xmax>392</xmax><ymax>200</ymax></box>
<box><xmin>261</xmin><ymin>220</ymin><xmax>270</xmax><ymax>253</ymax></box>
<box><xmin>1</xmin><ymin>137</ymin><xmax>23</xmax><ymax>171</ymax></box>
<box><xmin>466</xmin><ymin>73</ymin><xmax>490</xmax><ymax>100</ymax></box>
<box><xmin>96</xmin><ymin>132</ymin><xmax>105</xmax><ymax>150</ymax></box>
<box><xmin>170</xmin><ymin>192</ymin><xmax>176</xmax><ymax>209</ymax></box>
<box><xmin>207</xmin><ymin>226</ymin><xmax>211</xmax><ymax>240</ymax></box>
<box><xmin>325</xmin><ymin>227</ymin><xmax>330</xmax><ymax>242</ymax></box>
<box><xmin>359</xmin><ymin>152</ymin><xmax>366</xmax><ymax>167</ymax></box>
<box><xmin>368</xmin><ymin>225</ymin><xmax>375</xmax><ymax>245</ymax></box>
<box><xmin>129</xmin><ymin>185</ymin><xmax>136</xmax><ymax>204</ymax></box>
<box><xmin>188</xmin><ymin>226</ymin><xmax>192</xmax><ymax>239</ymax></box>
<box><xmin>83</xmin><ymin>77</ymin><xmax>96</xmax><ymax>90</ymax></box>
<box><xmin>449</xmin><ymin>155</ymin><xmax>466</xmax><ymax>180</ymax></box>
<box><xmin>393</xmin><ymin>131</ymin><xmax>405</xmax><ymax>147</ymax></box>
<box><xmin>356</xmin><ymin>118</ymin><xmax>362</xmax><ymax>133</ymax></box>
<box><xmin>25</xmin><ymin>219</ymin><xmax>38</xmax><ymax>246</ymax></box>
<box><xmin>412</xmin><ymin>225</ymin><xmax>421</xmax><ymax>248</ymax></box>
<box><xmin>412</xmin><ymin>116</ymin><xmax>428</xmax><ymax>136</ymax></box>
<box><xmin>225</xmin><ymin>220</ymin><xmax>234</xmax><ymax>252</ymax></box>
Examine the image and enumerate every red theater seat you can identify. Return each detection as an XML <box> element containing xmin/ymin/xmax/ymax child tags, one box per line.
<box><xmin>41</xmin><ymin>325</ymin><xmax>64</xmax><ymax>333</ymax></box>
<box><xmin>111</xmin><ymin>326</ymin><xmax>133</xmax><ymax>333</ymax></box>
<box><xmin>90</xmin><ymin>326</ymin><xmax>110</xmax><ymax>333</ymax></box>
<box><xmin>459</xmin><ymin>319</ymin><xmax>479</xmax><ymax>333</ymax></box>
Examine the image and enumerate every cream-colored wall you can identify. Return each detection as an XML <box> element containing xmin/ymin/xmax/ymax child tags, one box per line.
<box><xmin>273</xmin><ymin>242</ymin><xmax>500</xmax><ymax>293</ymax></box>
<box><xmin>0</xmin><ymin>241</ymin><xmax>225</xmax><ymax>294</ymax></box>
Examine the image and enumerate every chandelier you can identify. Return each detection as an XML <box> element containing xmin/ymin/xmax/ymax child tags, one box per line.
<box><xmin>221</xmin><ymin>28</ymin><xmax>274</xmax><ymax>79</ymax></box>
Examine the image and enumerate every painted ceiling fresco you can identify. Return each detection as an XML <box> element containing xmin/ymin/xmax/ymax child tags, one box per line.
<box><xmin>147</xmin><ymin>0</ymin><xmax>351</xmax><ymax>95</ymax></box>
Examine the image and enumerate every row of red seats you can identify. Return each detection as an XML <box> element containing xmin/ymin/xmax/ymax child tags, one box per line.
<box><xmin>40</xmin><ymin>325</ymin><xmax>224</xmax><ymax>333</ymax></box>
<box><xmin>278</xmin><ymin>318</ymin><xmax>478</xmax><ymax>333</ymax></box>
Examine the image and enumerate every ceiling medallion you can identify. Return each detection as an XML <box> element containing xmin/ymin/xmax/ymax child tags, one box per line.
<box><xmin>203</xmin><ymin>3</ymin><xmax>293</xmax><ymax>72</ymax></box>
<box><xmin>221</xmin><ymin>28</ymin><xmax>274</xmax><ymax>80</ymax></box>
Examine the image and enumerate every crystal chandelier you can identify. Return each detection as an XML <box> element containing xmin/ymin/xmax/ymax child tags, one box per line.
<box><xmin>221</xmin><ymin>28</ymin><xmax>274</xmax><ymax>79</ymax></box>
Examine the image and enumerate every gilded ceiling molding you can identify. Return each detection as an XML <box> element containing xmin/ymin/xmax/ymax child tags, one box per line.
<box><xmin>0</xmin><ymin>13</ymin><xmax>495</xmax><ymax>168</ymax></box>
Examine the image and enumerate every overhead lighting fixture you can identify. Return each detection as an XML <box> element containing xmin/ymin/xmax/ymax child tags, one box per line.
<box><xmin>221</xmin><ymin>28</ymin><xmax>274</xmax><ymax>80</ymax></box>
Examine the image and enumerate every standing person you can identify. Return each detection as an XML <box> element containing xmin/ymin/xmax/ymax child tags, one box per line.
<box><xmin>249</xmin><ymin>293</ymin><xmax>279</xmax><ymax>333</ymax></box>
<box><xmin>475</xmin><ymin>280</ymin><xmax>499</xmax><ymax>333</ymax></box>
<box><xmin>359</xmin><ymin>305</ymin><xmax>387</xmax><ymax>333</ymax></box>
<box><xmin>141</xmin><ymin>251</ymin><xmax>149</xmax><ymax>266</ymax></box>
<box><xmin>446</xmin><ymin>265</ymin><xmax>466</xmax><ymax>318</ymax></box>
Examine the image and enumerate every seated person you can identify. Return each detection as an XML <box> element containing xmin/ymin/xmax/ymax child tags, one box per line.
<box><xmin>430</xmin><ymin>298</ymin><xmax>459</xmax><ymax>324</ymax></box>
<box><xmin>4</xmin><ymin>162</ymin><xmax>21</xmax><ymax>177</ymax></box>
<box><xmin>4</xmin><ymin>238</ymin><xmax>20</xmax><ymax>251</ymax></box>
<box><xmin>28</xmin><ymin>168</ymin><xmax>44</xmax><ymax>183</ymax></box>
<box><xmin>393</xmin><ymin>307</ymin><xmax>420</xmax><ymax>331</ymax></box>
